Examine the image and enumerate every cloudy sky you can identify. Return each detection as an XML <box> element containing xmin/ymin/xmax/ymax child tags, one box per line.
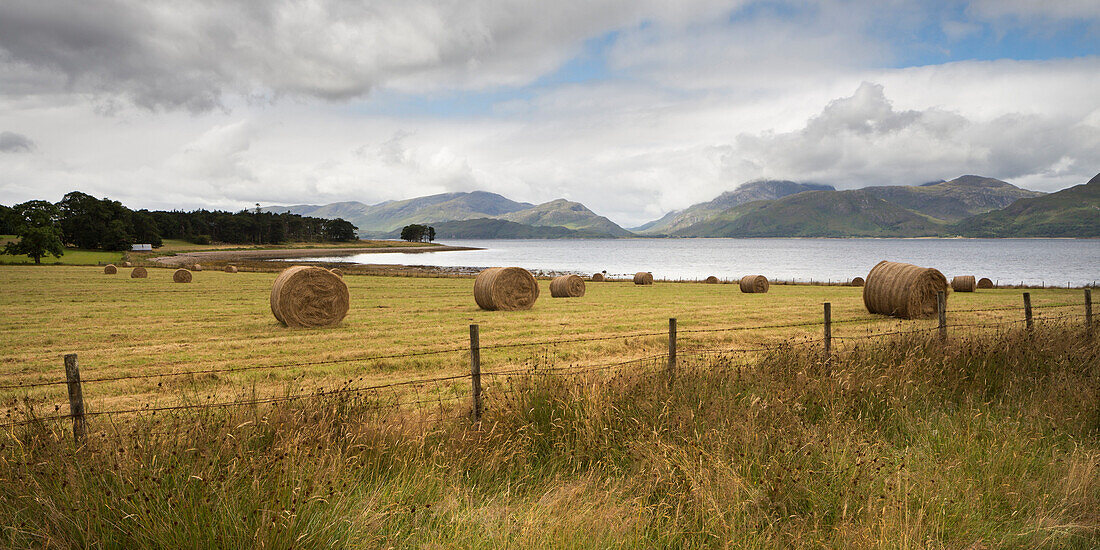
<box><xmin>1</xmin><ymin>0</ymin><xmax>1098</xmax><ymax>227</ymax></box>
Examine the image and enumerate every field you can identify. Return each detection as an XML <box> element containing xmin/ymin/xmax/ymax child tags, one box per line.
<box><xmin>0</xmin><ymin>236</ymin><xmax>124</xmax><ymax>266</ymax></box>
<box><xmin>1</xmin><ymin>265</ymin><xmax>1097</xmax><ymax>547</ymax></box>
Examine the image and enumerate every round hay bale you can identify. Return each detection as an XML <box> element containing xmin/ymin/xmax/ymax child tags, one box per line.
<box><xmin>270</xmin><ymin>266</ymin><xmax>350</xmax><ymax>328</ymax></box>
<box><xmin>550</xmin><ymin>275</ymin><xmax>586</xmax><ymax>298</ymax></box>
<box><xmin>130</xmin><ymin>267</ymin><xmax>148</xmax><ymax>279</ymax></box>
<box><xmin>192</xmin><ymin>264</ymin><xmax>203</xmax><ymax>272</ymax></box>
<box><xmin>863</xmin><ymin>260</ymin><xmax>948</xmax><ymax>319</ymax></box>
<box><xmin>951</xmin><ymin>275</ymin><xmax>976</xmax><ymax>292</ymax></box>
<box><xmin>851</xmin><ymin>276</ymin><xmax>865</xmax><ymax>287</ymax></box>
<box><xmin>704</xmin><ymin>276</ymin><xmax>719</xmax><ymax>284</ymax></box>
<box><xmin>977</xmin><ymin>277</ymin><xmax>994</xmax><ymax>289</ymax></box>
<box><xmin>173</xmin><ymin>269</ymin><xmax>192</xmax><ymax>283</ymax></box>
<box><xmin>225</xmin><ymin>265</ymin><xmax>238</xmax><ymax>273</ymax></box>
<box><xmin>739</xmin><ymin>275</ymin><xmax>769</xmax><ymax>293</ymax></box>
<box><xmin>330</xmin><ymin>268</ymin><xmax>343</xmax><ymax>277</ymax></box>
<box><xmin>104</xmin><ymin>264</ymin><xmax>117</xmax><ymax>275</ymax></box>
<box><xmin>474</xmin><ymin>267</ymin><xmax>539</xmax><ymax>311</ymax></box>
<box><xmin>633</xmin><ymin>272</ymin><xmax>654</xmax><ymax>285</ymax></box>
<box><xmin>591</xmin><ymin>273</ymin><xmax>605</xmax><ymax>282</ymax></box>
<box><xmin>122</xmin><ymin>261</ymin><xmax>132</xmax><ymax>268</ymax></box>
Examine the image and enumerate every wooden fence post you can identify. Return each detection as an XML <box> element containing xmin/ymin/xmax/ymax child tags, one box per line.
<box><xmin>1085</xmin><ymin>289</ymin><xmax>1093</xmax><ymax>334</ymax></box>
<box><xmin>469</xmin><ymin>324</ymin><xmax>482</xmax><ymax>422</ymax></box>
<box><xmin>64</xmin><ymin>354</ymin><xmax>85</xmax><ymax>444</ymax></box>
<box><xmin>1023</xmin><ymin>292</ymin><xmax>1033</xmax><ymax>332</ymax></box>
<box><xmin>823</xmin><ymin>302</ymin><xmax>832</xmax><ymax>354</ymax></box>
<box><xmin>668</xmin><ymin>318</ymin><xmax>677</xmax><ymax>384</ymax></box>
<box><xmin>937</xmin><ymin>291</ymin><xmax>947</xmax><ymax>343</ymax></box>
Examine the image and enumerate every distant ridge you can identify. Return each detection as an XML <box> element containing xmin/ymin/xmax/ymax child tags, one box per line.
<box><xmin>633</xmin><ymin>180</ymin><xmax>835</xmax><ymax>235</ymax></box>
<box><xmin>951</xmin><ymin>172</ymin><xmax>1100</xmax><ymax>237</ymax></box>
<box><xmin>862</xmin><ymin>175</ymin><xmax>1043</xmax><ymax>222</ymax></box>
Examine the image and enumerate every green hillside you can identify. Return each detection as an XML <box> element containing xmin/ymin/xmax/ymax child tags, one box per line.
<box><xmin>951</xmin><ymin>173</ymin><xmax>1100</xmax><ymax>237</ymax></box>
<box><xmin>634</xmin><ymin>180</ymin><xmax>834</xmax><ymax>234</ymax></box>
<box><xmin>863</xmin><ymin>175</ymin><xmax>1043</xmax><ymax>222</ymax></box>
<box><xmin>498</xmin><ymin>199</ymin><xmax>632</xmax><ymax>236</ymax></box>
<box><xmin>421</xmin><ymin>218</ymin><xmax>620</xmax><ymax>239</ymax></box>
<box><xmin>675</xmin><ymin>190</ymin><xmax>945</xmax><ymax>237</ymax></box>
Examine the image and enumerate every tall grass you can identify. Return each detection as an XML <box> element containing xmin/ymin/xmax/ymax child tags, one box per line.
<box><xmin>2</xmin><ymin>324</ymin><xmax>1098</xmax><ymax>548</ymax></box>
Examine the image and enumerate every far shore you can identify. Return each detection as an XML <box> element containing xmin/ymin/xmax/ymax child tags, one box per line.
<box><xmin>149</xmin><ymin>244</ymin><xmax>480</xmax><ymax>266</ymax></box>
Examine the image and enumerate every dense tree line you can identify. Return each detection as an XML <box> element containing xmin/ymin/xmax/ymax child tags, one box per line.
<box><xmin>399</xmin><ymin>224</ymin><xmax>435</xmax><ymax>242</ymax></box>
<box><xmin>2</xmin><ymin>191</ymin><xmax>358</xmax><ymax>258</ymax></box>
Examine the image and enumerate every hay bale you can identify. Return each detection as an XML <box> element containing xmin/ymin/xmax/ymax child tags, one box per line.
<box><xmin>192</xmin><ymin>264</ymin><xmax>203</xmax><ymax>272</ymax></box>
<box><xmin>130</xmin><ymin>267</ymin><xmax>148</xmax><ymax>279</ymax></box>
<box><xmin>474</xmin><ymin>267</ymin><xmax>539</xmax><ymax>311</ymax></box>
<box><xmin>863</xmin><ymin>260</ymin><xmax>948</xmax><ymax>319</ymax></box>
<box><xmin>550</xmin><ymin>275</ymin><xmax>586</xmax><ymax>298</ymax></box>
<box><xmin>633</xmin><ymin>272</ymin><xmax>654</xmax><ymax>285</ymax></box>
<box><xmin>330</xmin><ymin>268</ymin><xmax>343</xmax><ymax>277</ymax></box>
<box><xmin>224</xmin><ymin>265</ymin><xmax>238</xmax><ymax>273</ymax></box>
<box><xmin>122</xmin><ymin>261</ymin><xmax>132</xmax><ymax>268</ymax></box>
<box><xmin>851</xmin><ymin>276</ymin><xmax>865</xmax><ymax>287</ymax></box>
<box><xmin>591</xmin><ymin>273</ymin><xmax>605</xmax><ymax>282</ymax></box>
<box><xmin>739</xmin><ymin>275</ymin><xmax>769</xmax><ymax>293</ymax></box>
<box><xmin>704</xmin><ymin>276</ymin><xmax>719</xmax><ymax>284</ymax></box>
<box><xmin>951</xmin><ymin>275</ymin><xmax>976</xmax><ymax>292</ymax></box>
<box><xmin>270</xmin><ymin>266</ymin><xmax>350</xmax><ymax>328</ymax></box>
<box><xmin>977</xmin><ymin>277</ymin><xmax>994</xmax><ymax>289</ymax></box>
<box><xmin>104</xmin><ymin>264</ymin><xmax>117</xmax><ymax>275</ymax></box>
<box><xmin>173</xmin><ymin>269</ymin><xmax>192</xmax><ymax>283</ymax></box>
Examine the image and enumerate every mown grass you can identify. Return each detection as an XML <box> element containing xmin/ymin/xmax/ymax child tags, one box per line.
<box><xmin>0</xmin><ymin>265</ymin><xmax>1087</xmax><ymax>417</ymax></box>
<box><xmin>1</xmin><ymin>324</ymin><xmax>1097</xmax><ymax>547</ymax></box>
<box><xmin>0</xmin><ymin>244</ymin><xmax>123</xmax><ymax>266</ymax></box>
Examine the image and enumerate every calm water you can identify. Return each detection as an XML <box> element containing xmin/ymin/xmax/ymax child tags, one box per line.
<box><xmin>304</xmin><ymin>238</ymin><xmax>1100</xmax><ymax>286</ymax></box>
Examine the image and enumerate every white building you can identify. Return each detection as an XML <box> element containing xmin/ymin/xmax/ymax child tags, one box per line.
<box><xmin>131</xmin><ymin>244</ymin><xmax>153</xmax><ymax>251</ymax></box>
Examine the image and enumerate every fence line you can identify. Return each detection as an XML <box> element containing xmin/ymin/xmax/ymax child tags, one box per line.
<box><xmin>1</xmin><ymin>290</ymin><xmax>1093</xmax><ymax>436</ymax></box>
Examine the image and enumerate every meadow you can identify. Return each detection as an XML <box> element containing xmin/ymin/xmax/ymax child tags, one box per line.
<box><xmin>0</xmin><ymin>265</ymin><xmax>1097</xmax><ymax>547</ymax></box>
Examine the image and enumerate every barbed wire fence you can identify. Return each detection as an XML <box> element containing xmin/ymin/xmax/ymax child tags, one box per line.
<box><xmin>0</xmin><ymin>289</ymin><xmax>1093</xmax><ymax>446</ymax></box>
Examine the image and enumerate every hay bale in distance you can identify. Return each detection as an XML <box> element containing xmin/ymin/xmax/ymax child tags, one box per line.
<box><xmin>550</xmin><ymin>275</ymin><xmax>586</xmax><ymax>298</ymax></box>
<box><xmin>122</xmin><ymin>261</ymin><xmax>132</xmax><ymax>268</ymax></box>
<box><xmin>591</xmin><ymin>273</ymin><xmax>605</xmax><ymax>282</ymax></box>
<box><xmin>633</xmin><ymin>272</ymin><xmax>654</xmax><ymax>285</ymax></box>
<box><xmin>330</xmin><ymin>268</ymin><xmax>343</xmax><ymax>277</ymax></box>
<box><xmin>270</xmin><ymin>266</ymin><xmax>350</xmax><ymax>328</ymax></box>
<box><xmin>851</xmin><ymin>276</ymin><xmax>865</xmax><ymax>287</ymax></box>
<box><xmin>225</xmin><ymin>265</ymin><xmax>238</xmax><ymax>273</ymax></box>
<box><xmin>863</xmin><ymin>260</ymin><xmax>948</xmax><ymax>319</ymax></box>
<box><xmin>192</xmin><ymin>264</ymin><xmax>203</xmax><ymax>272</ymax></box>
<box><xmin>474</xmin><ymin>267</ymin><xmax>539</xmax><ymax>311</ymax></box>
<box><xmin>739</xmin><ymin>275</ymin><xmax>769</xmax><ymax>293</ymax></box>
<box><xmin>173</xmin><ymin>269</ymin><xmax>192</xmax><ymax>283</ymax></box>
<box><xmin>104</xmin><ymin>264</ymin><xmax>117</xmax><ymax>275</ymax></box>
<box><xmin>977</xmin><ymin>277</ymin><xmax>994</xmax><ymax>289</ymax></box>
<box><xmin>130</xmin><ymin>267</ymin><xmax>148</xmax><ymax>279</ymax></box>
<box><xmin>704</xmin><ymin>276</ymin><xmax>719</xmax><ymax>284</ymax></box>
<box><xmin>951</xmin><ymin>275</ymin><xmax>976</xmax><ymax>292</ymax></box>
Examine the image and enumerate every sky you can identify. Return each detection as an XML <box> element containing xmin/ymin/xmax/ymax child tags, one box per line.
<box><xmin>1</xmin><ymin>1</ymin><xmax>1099</xmax><ymax>228</ymax></box>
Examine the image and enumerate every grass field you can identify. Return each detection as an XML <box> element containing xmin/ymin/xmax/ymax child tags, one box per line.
<box><xmin>0</xmin><ymin>265</ymin><xmax>1097</xmax><ymax>547</ymax></box>
<box><xmin>0</xmin><ymin>236</ymin><xmax>124</xmax><ymax>266</ymax></box>
<box><xmin>0</xmin><ymin>265</ymin><xmax>1088</xmax><ymax>415</ymax></box>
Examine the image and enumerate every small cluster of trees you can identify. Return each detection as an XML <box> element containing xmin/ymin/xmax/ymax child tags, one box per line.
<box><xmin>2</xmin><ymin>191</ymin><xmax>360</xmax><ymax>263</ymax></box>
<box><xmin>399</xmin><ymin>224</ymin><xmax>436</xmax><ymax>242</ymax></box>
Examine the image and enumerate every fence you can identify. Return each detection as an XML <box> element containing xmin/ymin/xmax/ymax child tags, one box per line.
<box><xmin>1</xmin><ymin>289</ymin><xmax>1094</xmax><ymax>445</ymax></box>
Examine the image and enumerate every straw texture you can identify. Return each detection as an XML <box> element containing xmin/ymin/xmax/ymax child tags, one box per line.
<box><xmin>739</xmin><ymin>275</ymin><xmax>770</xmax><ymax>293</ymax></box>
<box><xmin>633</xmin><ymin>272</ymin><xmax>654</xmax><ymax>285</ymax></box>
<box><xmin>863</xmin><ymin>260</ymin><xmax>948</xmax><ymax>319</ymax></box>
<box><xmin>550</xmin><ymin>275</ymin><xmax>586</xmax><ymax>298</ymax></box>
<box><xmin>270</xmin><ymin>266</ymin><xmax>350</xmax><ymax>328</ymax></box>
<box><xmin>104</xmin><ymin>264</ymin><xmax>117</xmax><ymax>275</ymax></box>
<box><xmin>130</xmin><ymin>267</ymin><xmax>148</xmax><ymax>279</ymax></box>
<box><xmin>850</xmin><ymin>277</ymin><xmax>865</xmax><ymax>287</ymax></box>
<box><xmin>951</xmin><ymin>275</ymin><xmax>976</xmax><ymax>292</ymax></box>
<box><xmin>173</xmin><ymin>269</ymin><xmax>192</xmax><ymax>283</ymax></box>
<box><xmin>977</xmin><ymin>277</ymin><xmax>994</xmax><ymax>289</ymax></box>
<box><xmin>473</xmin><ymin>267</ymin><xmax>539</xmax><ymax>311</ymax></box>
<box><xmin>704</xmin><ymin>276</ymin><xmax>719</xmax><ymax>284</ymax></box>
<box><xmin>591</xmin><ymin>273</ymin><xmax>605</xmax><ymax>282</ymax></box>
<box><xmin>225</xmin><ymin>265</ymin><xmax>238</xmax><ymax>273</ymax></box>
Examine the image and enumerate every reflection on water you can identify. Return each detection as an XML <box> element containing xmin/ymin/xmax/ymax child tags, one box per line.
<box><xmin>301</xmin><ymin>238</ymin><xmax>1100</xmax><ymax>287</ymax></box>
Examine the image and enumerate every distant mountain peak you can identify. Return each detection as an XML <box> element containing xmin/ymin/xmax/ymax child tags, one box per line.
<box><xmin>1087</xmin><ymin>172</ymin><xmax>1100</xmax><ymax>186</ymax></box>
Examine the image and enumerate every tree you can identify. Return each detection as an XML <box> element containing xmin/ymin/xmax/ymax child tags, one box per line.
<box><xmin>4</xmin><ymin>200</ymin><xmax>64</xmax><ymax>264</ymax></box>
<box><xmin>0</xmin><ymin>204</ymin><xmax>16</xmax><ymax>235</ymax></box>
<box><xmin>427</xmin><ymin>226</ymin><xmax>436</xmax><ymax>242</ymax></box>
<box><xmin>400</xmin><ymin>224</ymin><xmax>426</xmax><ymax>242</ymax></box>
<box><xmin>322</xmin><ymin>218</ymin><xmax>358</xmax><ymax>242</ymax></box>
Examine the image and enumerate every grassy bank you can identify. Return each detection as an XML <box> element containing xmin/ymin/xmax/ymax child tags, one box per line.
<box><xmin>2</xmin><ymin>324</ymin><xmax>1098</xmax><ymax>547</ymax></box>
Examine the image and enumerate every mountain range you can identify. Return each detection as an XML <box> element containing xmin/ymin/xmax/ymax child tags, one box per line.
<box><xmin>265</xmin><ymin>173</ymin><xmax>1099</xmax><ymax>239</ymax></box>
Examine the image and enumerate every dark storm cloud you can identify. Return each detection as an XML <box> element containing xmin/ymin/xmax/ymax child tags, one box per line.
<box><xmin>0</xmin><ymin>131</ymin><xmax>35</xmax><ymax>153</ymax></box>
